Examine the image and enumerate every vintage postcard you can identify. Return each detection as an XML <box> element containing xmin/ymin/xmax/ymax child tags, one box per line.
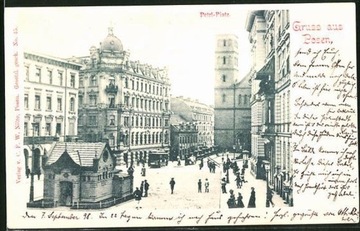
<box><xmin>5</xmin><ymin>3</ymin><xmax>358</xmax><ymax>229</ymax></box>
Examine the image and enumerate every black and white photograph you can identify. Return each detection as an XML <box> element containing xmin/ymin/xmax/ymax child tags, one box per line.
<box><xmin>5</xmin><ymin>3</ymin><xmax>358</xmax><ymax>229</ymax></box>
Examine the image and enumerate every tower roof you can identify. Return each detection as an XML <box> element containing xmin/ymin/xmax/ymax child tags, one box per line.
<box><xmin>100</xmin><ymin>27</ymin><xmax>123</xmax><ymax>52</ymax></box>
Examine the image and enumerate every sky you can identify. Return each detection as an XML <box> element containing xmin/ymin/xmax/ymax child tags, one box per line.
<box><xmin>11</xmin><ymin>5</ymin><xmax>253</xmax><ymax>105</ymax></box>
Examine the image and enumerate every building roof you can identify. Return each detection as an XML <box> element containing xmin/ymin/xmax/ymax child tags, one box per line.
<box><xmin>46</xmin><ymin>142</ymin><xmax>107</xmax><ymax>167</ymax></box>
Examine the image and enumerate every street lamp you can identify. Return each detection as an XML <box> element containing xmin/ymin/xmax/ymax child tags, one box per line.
<box><xmin>263</xmin><ymin>160</ymin><xmax>270</xmax><ymax>208</ymax></box>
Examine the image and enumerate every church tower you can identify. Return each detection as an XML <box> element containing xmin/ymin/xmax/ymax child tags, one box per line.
<box><xmin>214</xmin><ymin>34</ymin><xmax>239</xmax><ymax>151</ymax></box>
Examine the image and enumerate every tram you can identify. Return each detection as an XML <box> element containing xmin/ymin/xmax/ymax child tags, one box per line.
<box><xmin>148</xmin><ymin>151</ymin><xmax>169</xmax><ymax>168</ymax></box>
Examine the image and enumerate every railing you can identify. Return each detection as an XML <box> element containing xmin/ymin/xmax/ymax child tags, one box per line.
<box><xmin>105</xmin><ymin>84</ymin><xmax>118</xmax><ymax>94</ymax></box>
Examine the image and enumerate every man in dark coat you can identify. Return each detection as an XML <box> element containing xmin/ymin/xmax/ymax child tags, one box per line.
<box><xmin>133</xmin><ymin>187</ymin><xmax>142</xmax><ymax>209</ymax></box>
<box><xmin>198</xmin><ymin>179</ymin><xmax>202</xmax><ymax>193</ymax></box>
<box><xmin>170</xmin><ymin>178</ymin><xmax>176</xmax><ymax>194</ymax></box>
<box><xmin>237</xmin><ymin>192</ymin><xmax>245</xmax><ymax>208</ymax></box>
<box><xmin>144</xmin><ymin>180</ymin><xmax>150</xmax><ymax>197</ymax></box>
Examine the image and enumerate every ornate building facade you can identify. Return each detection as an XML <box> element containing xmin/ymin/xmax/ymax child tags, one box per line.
<box><xmin>23</xmin><ymin>51</ymin><xmax>82</xmax><ymax>178</ymax></box>
<box><xmin>246</xmin><ymin>10</ymin><xmax>292</xmax><ymax>206</ymax></box>
<box><xmin>170</xmin><ymin>96</ymin><xmax>214</xmax><ymax>159</ymax></box>
<box><xmin>214</xmin><ymin>34</ymin><xmax>252</xmax><ymax>154</ymax></box>
<box><xmin>75</xmin><ymin>28</ymin><xmax>171</xmax><ymax>165</ymax></box>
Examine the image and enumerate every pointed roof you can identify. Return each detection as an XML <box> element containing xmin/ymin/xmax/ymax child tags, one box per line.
<box><xmin>46</xmin><ymin>142</ymin><xmax>107</xmax><ymax>167</ymax></box>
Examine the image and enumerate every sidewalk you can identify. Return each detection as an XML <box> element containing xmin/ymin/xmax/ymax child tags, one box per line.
<box><xmin>208</xmin><ymin>153</ymin><xmax>289</xmax><ymax>209</ymax></box>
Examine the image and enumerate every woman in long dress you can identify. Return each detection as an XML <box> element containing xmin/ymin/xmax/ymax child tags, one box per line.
<box><xmin>237</xmin><ymin>192</ymin><xmax>245</xmax><ymax>208</ymax></box>
<box><xmin>247</xmin><ymin>187</ymin><xmax>256</xmax><ymax>208</ymax></box>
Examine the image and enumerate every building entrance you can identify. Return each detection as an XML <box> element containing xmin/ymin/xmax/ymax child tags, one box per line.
<box><xmin>59</xmin><ymin>181</ymin><xmax>73</xmax><ymax>206</ymax></box>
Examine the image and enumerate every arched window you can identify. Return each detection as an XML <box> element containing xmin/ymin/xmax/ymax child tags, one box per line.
<box><xmin>223</xmin><ymin>39</ymin><xmax>227</xmax><ymax>46</ymax></box>
<box><xmin>222</xmin><ymin>75</ymin><xmax>226</xmax><ymax>82</ymax></box>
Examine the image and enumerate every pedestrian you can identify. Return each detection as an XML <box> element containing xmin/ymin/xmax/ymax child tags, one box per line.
<box><xmin>141</xmin><ymin>166</ymin><xmax>146</xmax><ymax>176</ymax></box>
<box><xmin>37</xmin><ymin>170</ymin><xmax>41</xmax><ymax>180</ymax></box>
<box><xmin>170</xmin><ymin>177</ymin><xmax>176</xmax><ymax>194</ymax></box>
<box><xmin>267</xmin><ymin>189</ymin><xmax>275</xmax><ymax>207</ymax></box>
<box><xmin>222</xmin><ymin>161</ymin><xmax>226</xmax><ymax>173</ymax></box>
<box><xmin>207</xmin><ymin>160</ymin><xmax>211</xmax><ymax>173</ymax></box>
<box><xmin>212</xmin><ymin>163</ymin><xmax>216</xmax><ymax>173</ymax></box>
<box><xmin>144</xmin><ymin>180</ymin><xmax>150</xmax><ymax>197</ymax></box>
<box><xmin>237</xmin><ymin>192</ymin><xmax>245</xmax><ymax>208</ymax></box>
<box><xmin>199</xmin><ymin>159</ymin><xmax>203</xmax><ymax>170</ymax></box>
<box><xmin>227</xmin><ymin>189</ymin><xmax>236</xmax><ymax>208</ymax></box>
<box><xmin>133</xmin><ymin>187</ymin><xmax>142</xmax><ymax>209</ymax></box>
<box><xmin>221</xmin><ymin>177</ymin><xmax>227</xmax><ymax>194</ymax></box>
<box><xmin>140</xmin><ymin>181</ymin><xmax>144</xmax><ymax>196</ymax></box>
<box><xmin>235</xmin><ymin>175</ymin><xmax>242</xmax><ymax>189</ymax></box>
<box><xmin>198</xmin><ymin>179</ymin><xmax>202</xmax><ymax>193</ymax></box>
<box><xmin>204</xmin><ymin>178</ymin><xmax>209</xmax><ymax>193</ymax></box>
<box><xmin>127</xmin><ymin>166</ymin><xmax>134</xmax><ymax>177</ymax></box>
<box><xmin>247</xmin><ymin>187</ymin><xmax>256</xmax><ymax>208</ymax></box>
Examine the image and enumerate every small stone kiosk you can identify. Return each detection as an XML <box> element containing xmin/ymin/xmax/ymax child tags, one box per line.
<box><xmin>27</xmin><ymin>142</ymin><xmax>133</xmax><ymax>209</ymax></box>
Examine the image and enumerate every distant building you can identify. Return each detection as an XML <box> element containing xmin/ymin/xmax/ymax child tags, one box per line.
<box><xmin>23</xmin><ymin>51</ymin><xmax>82</xmax><ymax>178</ymax></box>
<box><xmin>170</xmin><ymin>121</ymin><xmax>198</xmax><ymax>161</ymax></box>
<box><xmin>170</xmin><ymin>96</ymin><xmax>214</xmax><ymax>158</ymax></box>
<box><xmin>213</xmin><ymin>35</ymin><xmax>251</xmax><ymax>154</ymax></box>
<box><xmin>27</xmin><ymin>142</ymin><xmax>133</xmax><ymax>209</ymax></box>
<box><xmin>246</xmin><ymin>10</ymin><xmax>292</xmax><ymax>205</ymax></box>
<box><xmin>74</xmin><ymin>28</ymin><xmax>171</xmax><ymax>166</ymax></box>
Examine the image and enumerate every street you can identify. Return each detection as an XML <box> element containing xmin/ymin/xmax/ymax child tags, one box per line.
<box><xmin>117</xmin><ymin>153</ymin><xmax>289</xmax><ymax>210</ymax></box>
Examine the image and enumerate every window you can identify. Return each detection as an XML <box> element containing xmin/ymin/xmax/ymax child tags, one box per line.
<box><xmin>222</xmin><ymin>75</ymin><xmax>226</xmax><ymax>82</ymax></box>
<box><xmin>35</xmin><ymin>95</ymin><xmax>41</xmax><ymax>110</ymax></box>
<box><xmin>46</xmin><ymin>96</ymin><xmax>52</xmax><ymax>110</ymax></box>
<box><xmin>124</xmin><ymin>117</ymin><xmax>129</xmax><ymax>127</ymax></box>
<box><xmin>124</xmin><ymin>96</ymin><xmax>129</xmax><ymax>107</ymax></box>
<box><xmin>79</xmin><ymin>77</ymin><xmax>84</xmax><ymax>87</ymax></box>
<box><xmin>24</xmin><ymin>122</ymin><xmax>28</xmax><ymax>136</ymax></box>
<box><xmin>70</xmin><ymin>98</ymin><xmax>75</xmax><ymax>111</ymax></box>
<box><xmin>58</xmin><ymin>72</ymin><xmax>63</xmax><ymax>86</ymax></box>
<box><xmin>223</xmin><ymin>39</ymin><xmax>227</xmax><ymax>46</ymax></box>
<box><xmin>109</xmin><ymin>96</ymin><xmax>115</xmax><ymax>108</ymax></box>
<box><xmin>140</xmin><ymin>99</ymin><xmax>143</xmax><ymax>109</ymax></box>
<box><xmin>238</xmin><ymin>94</ymin><xmax>242</xmax><ymax>105</ymax></box>
<box><xmin>79</xmin><ymin>95</ymin><xmax>83</xmax><ymax>106</ymax></box>
<box><xmin>244</xmin><ymin>95</ymin><xmax>248</xmax><ymax>105</ymax></box>
<box><xmin>48</xmin><ymin>70</ymin><xmax>53</xmax><ymax>84</ymax></box>
<box><xmin>136</xmin><ymin>81</ymin><xmax>139</xmax><ymax>91</ymax></box>
<box><xmin>91</xmin><ymin>75</ymin><xmax>97</xmax><ymax>86</ymax></box>
<box><xmin>165</xmin><ymin>102</ymin><xmax>169</xmax><ymax>111</ymax></box>
<box><xmin>165</xmin><ymin>119</ymin><xmax>169</xmax><ymax>126</ymax></box>
<box><xmin>222</xmin><ymin>94</ymin><xmax>226</xmax><ymax>103</ymax></box>
<box><xmin>141</xmin><ymin>82</ymin><xmax>143</xmax><ymax>92</ymax></box>
<box><xmin>124</xmin><ymin>78</ymin><xmax>128</xmax><ymax>88</ymax></box>
<box><xmin>145</xmin><ymin>83</ymin><xmax>147</xmax><ymax>92</ymax></box>
<box><xmin>57</xmin><ymin>98</ymin><xmax>62</xmax><ymax>111</ymax></box>
<box><xmin>45</xmin><ymin>123</ymin><xmax>51</xmax><ymax>136</ymax></box>
<box><xmin>70</xmin><ymin>74</ymin><xmax>75</xmax><ymax>87</ymax></box>
<box><xmin>25</xmin><ymin>66</ymin><xmax>29</xmax><ymax>81</ymax></box>
<box><xmin>109</xmin><ymin>115</ymin><xmax>115</xmax><ymax>125</ymax></box>
<box><xmin>35</xmin><ymin>68</ymin><xmax>41</xmax><ymax>82</ymax></box>
<box><xmin>89</xmin><ymin>95</ymin><xmax>97</xmax><ymax>106</ymax></box>
<box><xmin>24</xmin><ymin>94</ymin><xmax>29</xmax><ymax>109</ymax></box>
<box><xmin>33</xmin><ymin>123</ymin><xmax>40</xmax><ymax>136</ymax></box>
<box><xmin>131</xmin><ymin>80</ymin><xmax>135</xmax><ymax>90</ymax></box>
<box><xmin>56</xmin><ymin>123</ymin><xmax>61</xmax><ymax>135</ymax></box>
<box><xmin>136</xmin><ymin>98</ymin><xmax>139</xmax><ymax>108</ymax></box>
<box><xmin>223</xmin><ymin>56</ymin><xmax>226</xmax><ymax>64</ymax></box>
<box><xmin>89</xmin><ymin>116</ymin><xmax>97</xmax><ymax>126</ymax></box>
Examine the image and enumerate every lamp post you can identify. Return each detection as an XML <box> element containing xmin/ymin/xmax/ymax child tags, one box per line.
<box><xmin>29</xmin><ymin>122</ymin><xmax>36</xmax><ymax>202</ymax></box>
<box><xmin>263</xmin><ymin>160</ymin><xmax>270</xmax><ymax>208</ymax></box>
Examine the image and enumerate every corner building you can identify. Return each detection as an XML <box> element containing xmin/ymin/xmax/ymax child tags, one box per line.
<box><xmin>23</xmin><ymin>51</ymin><xmax>82</xmax><ymax>177</ymax></box>
<box><xmin>246</xmin><ymin>10</ymin><xmax>292</xmax><ymax>206</ymax></box>
<box><xmin>76</xmin><ymin>28</ymin><xmax>171</xmax><ymax>165</ymax></box>
<box><xmin>214</xmin><ymin>35</ymin><xmax>251</xmax><ymax>154</ymax></box>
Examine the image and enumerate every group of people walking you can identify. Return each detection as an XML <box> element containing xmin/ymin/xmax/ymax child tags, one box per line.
<box><xmin>227</xmin><ymin>187</ymin><xmax>256</xmax><ymax>208</ymax></box>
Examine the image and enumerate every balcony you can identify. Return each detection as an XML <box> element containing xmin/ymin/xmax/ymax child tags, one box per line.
<box><xmin>105</xmin><ymin>84</ymin><xmax>118</xmax><ymax>94</ymax></box>
<box><xmin>260</xmin><ymin>124</ymin><xmax>276</xmax><ymax>137</ymax></box>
